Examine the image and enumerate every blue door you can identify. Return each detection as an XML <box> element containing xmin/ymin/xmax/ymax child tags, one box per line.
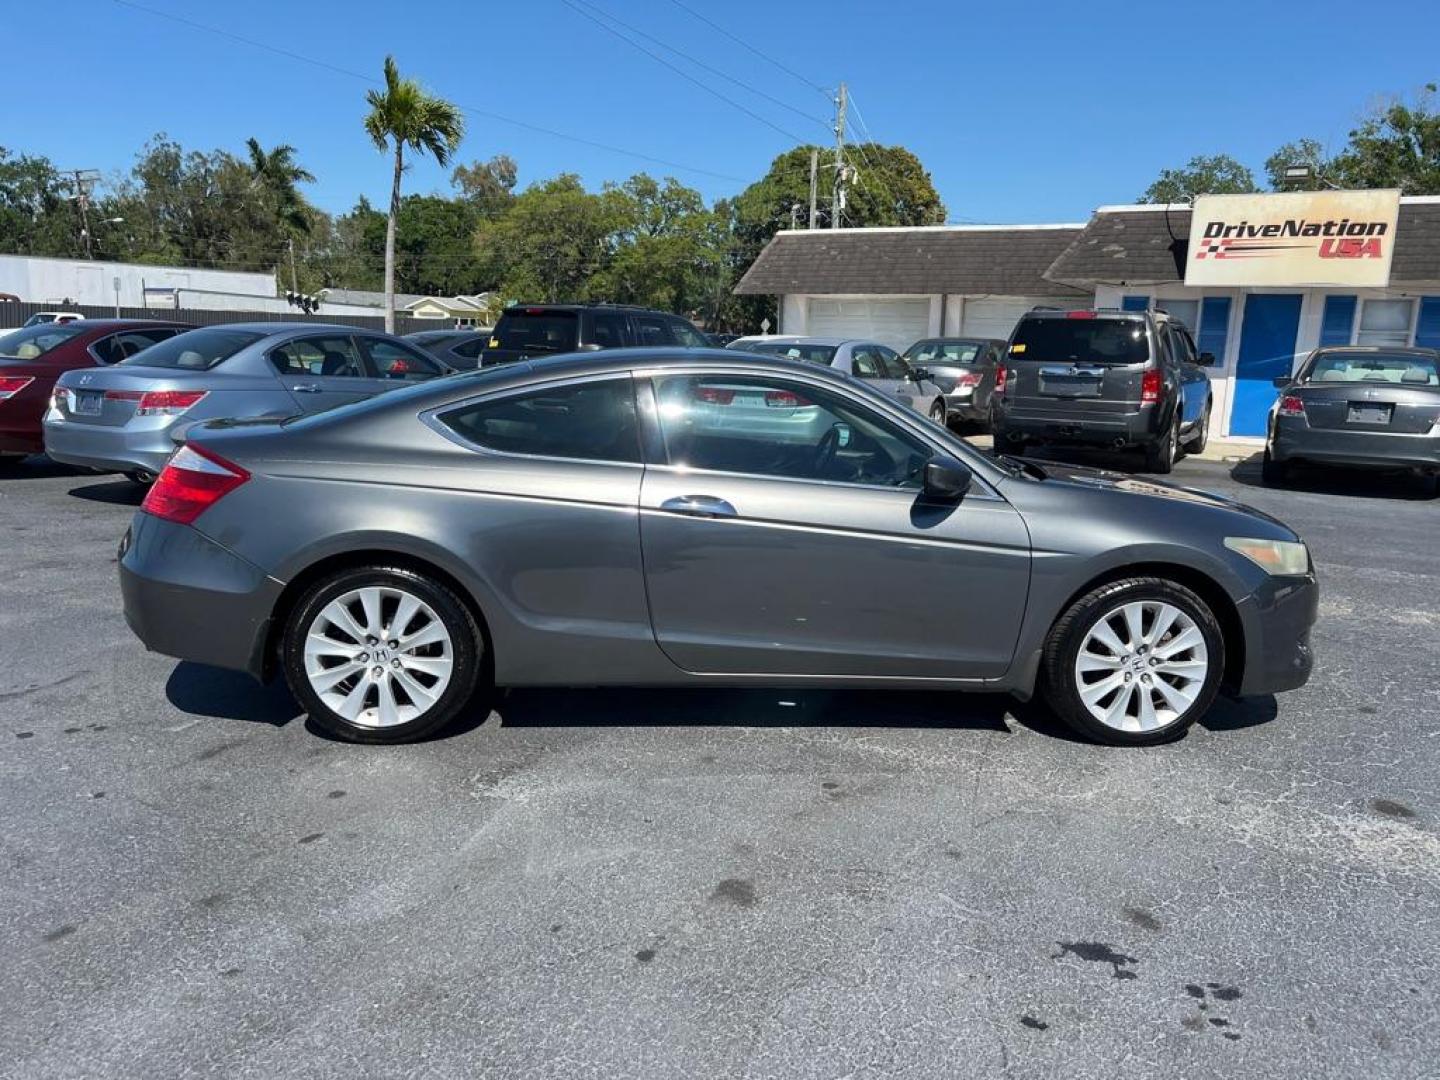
<box><xmin>1230</xmin><ymin>294</ymin><xmax>1302</xmax><ymax>436</ymax></box>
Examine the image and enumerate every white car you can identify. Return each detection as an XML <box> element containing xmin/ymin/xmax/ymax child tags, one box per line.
<box><xmin>22</xmin><ymin>311</ymin><xmax>84</xmax><ymax>328</ymax></box>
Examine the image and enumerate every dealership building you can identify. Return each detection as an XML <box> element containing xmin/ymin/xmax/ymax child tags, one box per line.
<box><xmin>736</xmin><ymin>192</ymin><xmax>1440</xmax><ymax>441</ymax></box>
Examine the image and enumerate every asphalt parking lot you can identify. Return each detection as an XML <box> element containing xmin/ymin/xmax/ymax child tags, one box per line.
<box><xmin>2</xmin><ymin>450</ymin><xmax>1437</xmax><ymax>1079</ymax></box>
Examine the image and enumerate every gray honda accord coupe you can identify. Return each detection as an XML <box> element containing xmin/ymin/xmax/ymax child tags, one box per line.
<box><xmin>118</xmin><ymin>348</ymin><xmax>1318</xmax><ymax>746</ymax></box>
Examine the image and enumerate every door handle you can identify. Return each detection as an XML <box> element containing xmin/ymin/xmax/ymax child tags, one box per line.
<box><xmin>660</xmin><ymin>495</ymin><xmax>737</xmax><ymax>518</ymax></box>
<box><xmin>291</xmin><ymin>383</ymin><xmax>323</xmax><ymax>393</ymax></box>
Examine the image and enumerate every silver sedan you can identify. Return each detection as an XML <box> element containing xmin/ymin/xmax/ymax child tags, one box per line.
<box><xmin>44</xmin><ymin>322</ymin><xmax>453</xmax><ymax>482</ymax></box>
<box><xmin>730</xmin><ymin>336</ymin><xmax>950</xmax><ymax>423</ymax></box>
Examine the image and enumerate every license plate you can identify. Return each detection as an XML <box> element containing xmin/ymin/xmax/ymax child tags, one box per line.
<box><xmin>73</xmin><ymin>392</ymin><xmax>103</xmax><ymax>417</ymax></box>
<box><xmin>1347</xmin><ymin>403</ymin><xmax>1392</xmax><ymax>425</ymax></box>
<box><xmin>1039</xmin><ymin>366</ymin><xmax>1102</xmax><ymax>398</ymax></box>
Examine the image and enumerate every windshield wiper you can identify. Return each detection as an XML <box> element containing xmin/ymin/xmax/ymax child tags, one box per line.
<box><xmin>996</xmin><ymin>452</ymin><xmax>1047</xmax><ymax>480</ymax></box>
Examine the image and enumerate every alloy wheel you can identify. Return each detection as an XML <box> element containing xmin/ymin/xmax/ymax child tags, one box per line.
<box><xmin>303</xmin><ymin>585</ymin><xmax>454</xmax><ymax>728</ymax></box>
<box><xmin>1072</xmin><ymin>600</ymin><xmax>1208</xmax><ymax>732</ymax></box>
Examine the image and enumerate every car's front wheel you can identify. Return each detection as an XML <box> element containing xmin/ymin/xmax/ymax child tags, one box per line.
<box><xmin>282</xmin><ymin>565</ymin><xmax>485</xmax><ymax>743</ymax></box>
<box><xmin>1041</xmin><ymin>577</ymin><xmax>1223</xmax><ymax>746</ymax></box>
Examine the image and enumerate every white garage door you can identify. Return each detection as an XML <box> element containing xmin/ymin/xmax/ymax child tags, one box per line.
<box><xmin>959</xmin><ymin>297</ymin><xmax>1088</xmax><ymax>341</ymax></box>
<box><xmin>806</xmin><ymin>298</ymin><xmax>931</xmax><ymax>353</ymax></box>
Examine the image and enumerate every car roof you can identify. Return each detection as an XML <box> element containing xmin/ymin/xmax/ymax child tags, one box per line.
<box><xmin>1019</xmin><ymin>308</ymin><xmax>1146</xmax><ymax>321</ymax></box>
<box><xmin>1311</xmin><ymin>345</ymin><xmax>1439</xmax><ymax>356</ymax></box>
<box><xmin>746</xmin><ymin>335</ymin><xmax>859</xmax><ymax>347</ymax></box>
<box><xmin>911</xmin><ymin>336</ymin><xmax>1002</xmax><ymax>345</ymax></box>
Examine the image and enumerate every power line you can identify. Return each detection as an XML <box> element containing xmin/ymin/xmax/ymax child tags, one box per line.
<box><xmin>844</xmin><ymin>92</ymin><xmax>903</xmax><ymax>215</ymax></box>
<box><xmin>567</xmin><ymin>0</ymin><xmax>828</xmax><ymax>133</ymax></box>
<box><xmin>109</xmin><ymin>0</ymin><xmax>743</xmax><ymax>183</ymax></box>
<box><xmin>663</xmin><ymin>0</ymin><xmax>832</xmax><ymax>101</ymax></box>
<box><xmin>560</xmin><ymin>0</ymin><xmax>810</xmax><ymax>146</ymax></box>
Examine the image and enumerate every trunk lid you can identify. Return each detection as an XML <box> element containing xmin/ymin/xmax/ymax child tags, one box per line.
<box><xmin>52</xmin><ymin>367</ymin><xmax>272</xmax><ymax>428</ymax></box>
<box><xmin>1291</xmin><ymin>382</ymin><xmax>1440</xmax><ymax>435</ymax></box>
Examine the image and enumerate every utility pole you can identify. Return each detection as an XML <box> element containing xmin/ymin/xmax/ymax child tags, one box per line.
<box><xmin>287</xmin><ymin>237</ymin><xmax>299</xmax><ymax>295</ymax></box>
<box><xmin>66</xmin><ymin>169</ymin><xmax>101</xmax><ymax>259</ymax></box>
<box><xmin>830</xmin><ymin>82</ymin><xmax>847</xmax><ymax>229</ymax></box>
<box><xmin>808</xmin><ymin>148</ymin><xmax>818</xmax><ymax>230</ymax></box>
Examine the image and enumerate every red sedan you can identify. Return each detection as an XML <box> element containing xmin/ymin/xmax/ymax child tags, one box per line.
<box><xmin>0</xmin><ymin>319</ymin><xmax>190</xmax><ymax>460</ymax></box>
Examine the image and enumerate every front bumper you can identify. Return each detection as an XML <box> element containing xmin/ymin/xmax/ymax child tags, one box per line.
<box><xmin>119</xmin><ymin>512</ymin><xmax>283</xmax><ymax>679</ymax></box>
<box><xmin>1234</xmin><ymin>571</ymin><xmax>1319</xmax><ymax>696</ymax></box>
<box><xmin>1272</xmin><ymin>422</ymin><xmax>1439</xmax><ymax>472</ymax></box>
<box><xmin>43</xmin><ymin>416</ymin><xmax>178</xmax><ymax>475</ymax></box>
<box><xmin>994</xmin><ymin>404</ymin><xmax>1159</xmax><ymax>447</ymax></box>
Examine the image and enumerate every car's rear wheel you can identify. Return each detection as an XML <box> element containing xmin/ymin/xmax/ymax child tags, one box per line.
<box><xmin>1260</xmin><ymin>446</ymin><xmax>1290</xmax><ymax>486</ymax></box>
<box><xmin>928</xmin><ymin>400</ymin><xmax>947</xmax><ymax>424</ymax></box>
<box><xmin>1143</xmin><ymin>415</ymin><xmax>1179</xmax><ymax>474</ymax></box>
<box><xmin>1041</xmin><ymin>577</ymin><xmax>1223</xmax><ymax>746</ymax></box>
<box><xmin>282</xmin><ymin>566</ymin><xmax>484</xmax><ymax>743</ymax></box>
<box><xmin>1186</xmin><ymin>401</ymin><xmax>1211</xmax><ymax>453</ymax></box>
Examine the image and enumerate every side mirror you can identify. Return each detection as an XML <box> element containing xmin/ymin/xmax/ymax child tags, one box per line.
<box><xmin>912</xmin><ymin>367</ymin><xmax>932</xmax><ymax>382</ymax></box>
<box><xmin>922</xmin><ymin>456</ymin><xmax>972</xmax><ymax>501</ymax></box>
<box><xmin>1272</xmin><ymin>376</ymin><xmax>1292</xmax><ymax>388</ymax></box>
<box><xmin>1197</xmin><ymin>351</ymin><xmax>1216</xmax><ymax>367</ymax></box>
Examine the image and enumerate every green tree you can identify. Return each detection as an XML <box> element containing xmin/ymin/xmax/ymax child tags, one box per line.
<box><xmin>474</xmin><ymin>174</ymin><xmax>624</xmax><ymax>303</ymax></box>
<box><xmin>451</xmin><ymin>154</ymin><xmax>518</xmax><ymax>218</ymax></box>
<box><xmin>1330</xmin><ymin>84</ymin><xmax>1440</xmax><ymax>194</ymax></box>
<box><xmin>1263</xmin><ymin>138</ymin><xmax>1331</xmax><ymax>190</ymax></box>
<box><xmin>244</xmin><ymin>138</ymin><xmax>316</xmax><ymax>290</ymax></box>
<box><xmin>363</xmin><ymin>55</ymin><xmax>465</xmax><ymax>330</ymax></box>
<box><xmin>590</xmin><ymin>175</ymin><xmax>720</xmax><ymax>315</ymax></box>
<box><xmin>1139</xmin><ymin>154</ymin><xmax>1259</xmax><ymax>202</ymax></box>
<box><xmin>0</xmin><ymin>148</ymin><xmax>80</xmax><ymax>257</ymax></box>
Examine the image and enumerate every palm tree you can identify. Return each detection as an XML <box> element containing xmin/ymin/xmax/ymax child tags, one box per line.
<box><xmin>363</xmin><ymin>56</ymin><xmax>465</xmax><ymax>331</ymax></box>
<box><xmin>245</xmin><ymin>138</ymin><xmax>316</xmax><ymax>293</ymax></box>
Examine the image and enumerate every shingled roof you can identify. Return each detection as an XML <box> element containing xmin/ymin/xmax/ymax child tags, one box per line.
<box><xmin>1044</xmin><ymin>198</ymin><xmax>1440</xmax><ymax>287</ymax></box>
<box><xmin>733</xmin><ymin>225</ymin><xmax>1089</xmax><ymax>297</ymax></box>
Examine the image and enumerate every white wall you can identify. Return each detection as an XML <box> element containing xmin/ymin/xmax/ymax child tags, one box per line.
<box><xmin>0</xmin><ymin>254</ymin><xmax>277</xmax><ymax>309</ymax></box>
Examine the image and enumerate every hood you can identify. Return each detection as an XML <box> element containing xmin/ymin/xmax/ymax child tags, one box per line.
<box><xmin>1009</xmin><ymin>456</ymin><xmax>1296</xmax><ymax>534</ymax></box>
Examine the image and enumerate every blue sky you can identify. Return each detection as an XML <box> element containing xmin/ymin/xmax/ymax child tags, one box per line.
<box><xmin>8</xmin><ymin>0</ymin><xmax>1438</xmax><ymax>224</ymax></box>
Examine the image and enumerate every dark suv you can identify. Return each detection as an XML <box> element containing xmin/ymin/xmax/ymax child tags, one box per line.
<box><xmin>991</xmin><ymin>308</ymin><xmax>1214</xmax><ymax>473</ymax></box>
<box><xmin>480</xmin><ymin>304</ymin><xmax>710</xmax><ymax>366</ymax></box>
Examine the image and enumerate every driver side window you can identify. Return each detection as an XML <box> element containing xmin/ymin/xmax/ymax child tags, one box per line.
<box><xmin>650</xmin><ymin>374</ymin><xmax>933</xmax><ymax>488</ymax></box>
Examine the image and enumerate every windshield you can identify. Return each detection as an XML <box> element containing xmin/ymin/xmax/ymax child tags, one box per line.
<box><xmin>1301</xmin><ymin>352</ymin><xmax>1439</xmax><ymax>387</ymax></box>
<box><xmin>1009</xmin><ymin>318</ymin><xmax>1149</xmax><ymax>365</ymax></box>
<box><xmin>0</xmin><ymin>322</ymin><xmax>87</xmax><ymax>359</ymax></box>
<box><xmin>906</xmin><ymin>341</ymin><xmax>982</xmax><ymax>365</ymax></box>
<box><xmin>119</xmin><ymin>327</ymin><xmax>262</xmax><ymax>371</ymax></box>
<box><xmin>750</xmin><ymin>341</ymin><xmax>838</xmax><ymax>365</ymax></box>
<box><xmin>491</xmin><ymin>310</ymin><xmax>578</xmax><ymax>354</ymax></box>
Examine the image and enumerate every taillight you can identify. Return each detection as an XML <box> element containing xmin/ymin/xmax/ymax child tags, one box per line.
<box><xmin>1278</xmin><ymin>395</ymin><xmax>1307</xmax><ymax>418</ymax></box>
<box><xmin>995</xmin><ymin>366</ymin><xmax>1011</xmax><ymax>394</ymax></box>
<box><xmin>51</xmin><ymin>386</ymin><xmax>73</xmax><ymax>411</ymax></box>
<box><xmin>1066</xmin><ymin>310</ymin><xmax>1098</xmax><ymax>319</ymax></box>
<box><xmin>1141</xmin><ymin>369</ymin><xmax>1162</xmax><ymax>405</ymax></box>
<box><xmin>141</xmin><ymin>444</ymin><xmax>250</xmax><ymax>525</ymax></box>
<box><xmin>136</xmin><ymin>389</ymin><xmax>207</xmax><ymax>416</ymax></box>
<box><xmin>0</xmin><ymin>376</ymin><xmax>35</xmax><ymax>400</ymax></box>
<box><xmin>955</xmin><ymin>372</ymin><xmax>981</xmax><ymax>388</ymax></box>
<box><xmin>693</xmin><ymin>386</ymin><xmax>735</xmax><ymax>405</ymax></box>
<box><xmin>764</xmin><ymin>389</ymin><xmax>809</xmax><ymax>408</ymax></box>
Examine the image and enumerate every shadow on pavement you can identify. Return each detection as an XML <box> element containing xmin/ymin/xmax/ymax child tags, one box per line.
<box><xmin>67</xmin><ymin>479</ymin><xmax>146</xmax><ymax>506</ymax></box>
<box><xmin>1228</xmin><ymin>459</ymin><xmax>1437</xmax><ymax>501</ymax></box>
<box><xmin>495</xmin><ymin>687</ymin><xmax>1023</xmax><ymax>736</ymax></box>
<box><xmin>1200</xmin><ymin>693</ymin><xmax>1279</xmax><ymax>733</ymax></box>
<box><xmin>0</xmin><ymin>454</ymin><xmax>97</xmax><ymax>481</ymax></box>
<box><xmin>166</xmin><ymin>662</ymin><xmax>301</xmax><ymax>727</ymax></box>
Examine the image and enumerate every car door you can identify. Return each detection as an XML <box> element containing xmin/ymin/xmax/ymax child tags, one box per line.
<box><xmin>630</xmin><ymin>314</ymin><xmax>678</xmax><ymax>348</ymax></box>
<box><xmin>637</xmin><ymin>369</ymin><xmax>1032</xmax><ymax>679</ymax></box>
<box><xmin>848</xmin><ymin>344</ymin><xmax>891</xmax><ymax>394</ymax></box>
<box><xmin>1169</xmin><ymin>326</ymin><xmax>1209</xmax><ymax>427</ymax></box>
<box><xmin>268</xmin><ymin>334</ymin><xmax>375</xmax><ymax>413</ymax></box>
<box><xmin>883</xmin><ymin>347</ymin><xmax>931</xmax><ymax>413</ymax></box>
<box><xmin>357</xmin><ymin>335</ymin><xmax>450</xmax><ymax>387</ymax></box>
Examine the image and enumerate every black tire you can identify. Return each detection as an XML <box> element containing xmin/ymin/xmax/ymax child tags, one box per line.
<box><xmin>928</xmin><ymin>400</ymin><xmax>947</xmax><ymax>424</ymax></box>
<box><xmin>1186</xmin><ymin>401</ymin><xmax>1211</xmax><ymax>453</ymax></box>
<box><xmin>1260</xmin><ymin>446</ymin><xmax>1290</xmax><ymax>486</ymax></box>
<box><xmin>1041</xmin><ymin>577</ymin><xmax>1224</xmax><ymax>746</ymax></box>
<box><xmin>1143</xmin><ymin>416</ymin><xmax>1179</xmax><ymax>474</ymax></box>
<box><xmin>282</xmin><ymin>565</ymin><xmax>485</xmax><ymax>744</ymax></box>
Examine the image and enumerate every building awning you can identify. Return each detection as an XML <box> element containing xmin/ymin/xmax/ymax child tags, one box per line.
<box><xmin>734</xmin><ymin>225</ymin><xmax>1090</xmax><ymax>297</ymax></box>
<box><xmin>1044</xmin><ymin>198</ymin><xmax>1440</xmax><ymax>289</ymax></box>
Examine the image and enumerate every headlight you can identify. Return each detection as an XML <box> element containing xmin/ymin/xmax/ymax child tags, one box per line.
<box><xmin>1224</xmin><ymin>537</ymin><xmax>1310</xmax><ymax>576</ymax></box>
